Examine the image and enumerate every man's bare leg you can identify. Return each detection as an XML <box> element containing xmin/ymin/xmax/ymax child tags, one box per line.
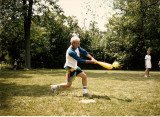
<box><xmin>78</xmin><ymin>72</ymin><xmax>92</xmax><ymax>98</ymax></box>
<box><xmin>50</xmin><ymin>82</ymin><xmax>72</xmax><ymax>93</ymax></box>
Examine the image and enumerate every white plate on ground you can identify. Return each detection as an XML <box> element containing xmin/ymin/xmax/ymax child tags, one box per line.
<box><xmin>79</xmin><ymin>99</ymin><xmax>96</xmax><ymax>103</ymax></box>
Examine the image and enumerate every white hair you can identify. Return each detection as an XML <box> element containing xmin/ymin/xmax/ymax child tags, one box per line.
<box><xmin>70</xmin><ymin>36</ymin><xmax>80</xmax><ymax>43</ymax></box>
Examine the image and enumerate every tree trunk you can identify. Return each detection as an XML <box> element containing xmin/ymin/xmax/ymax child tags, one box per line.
<box><xmin>23</xmin><ymin>0</ymin><xmax>33</xmax><ymax>69</ymax></box>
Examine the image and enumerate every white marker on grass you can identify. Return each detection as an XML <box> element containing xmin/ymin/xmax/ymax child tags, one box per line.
<box><xmin>79</xmin><ymin>99</ymin><xmax>96</xmax><ymax>103</ymax></box>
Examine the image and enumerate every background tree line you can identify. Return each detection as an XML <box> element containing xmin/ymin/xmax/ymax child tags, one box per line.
<box><xmin>0</xmin><ymin>0</ymin><xmax>160</xmax><ymax>70</ymax></box>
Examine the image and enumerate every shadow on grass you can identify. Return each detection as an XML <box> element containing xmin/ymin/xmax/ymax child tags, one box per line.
<box><xmin>92</xmin><ymin>94</ymin><xmax>132</xmax><ymax>102</ymax></box>
<box><xmin>0</xmin><ymin>69</ymin><xmax>79</xmax><ymax>110</ymax></box>
<box><xmin>0</xmin><ymin>82</ymin><xmax>50</xmax><ymax>109</ymax></box>
<box><xmin>85</xmin><ymin>71</ymin><xmax>160</xmax><ymax>81</ymax></box>
<box><xmin>92</xmin><ymin>94</ymin><xmax>111</xmax><ymax>100</ymax></box>
<box><xmin>75</xmin><ymin>94</ymin><xmax>132</xmax><ymax>102</ymax></box>
<box><xmin>0</xmin><ymin>81</ymin><xmax>80</xmax><ymax>110</ymax></box>
<box><xmin>0</xmin><ymin>71</ymin><xmax>33</xmax><ymax>79</ymax></box>
<box><xmin>110</xmin><ymin>96</ymin><xmax>132</xmax><ymax>102</ymax></box>
<box><xmin>0</xmin><ymin>69</ymin><xmax>65</xmax><ymax>79</ymax></box>
<box><xmin>20</xmin><ymin>69</ymin><xmax>65</xmax><ymax>76</ymax></box>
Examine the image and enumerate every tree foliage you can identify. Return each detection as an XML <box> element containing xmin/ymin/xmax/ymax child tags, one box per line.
<box><xmin>0</xmin><ymin>0</ymin><xmax>159</xmax><ymax>70</ymax></box>
<box><xmin>0</xmin><ymin>0</ymin><xmax>82</xmax><ymax>68</ymax></box>
<box><xmin>104</xmin><ymin>0</ymin><xmax>160</xmax><ymax>69</ymax></box>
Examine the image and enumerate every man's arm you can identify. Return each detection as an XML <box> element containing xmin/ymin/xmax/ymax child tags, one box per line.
<box><xmin>69</xmin><ymin>49</ymin><xmax>96</xmax><ymax>64</ymax></box>
<box><xmin>86</xmin><ymin>54</ymin><xmax>97</xmax><ymax>64</ymax></box>
<box><xmin>78</xmin><ymin>46</ymin><xmax>97</xmax><ymax>64</ymax></box>
<box><xmin>86</xmin><ymin>54</ymin><xmax>96</xmax><ymax>60</ymax></box>
<box><xmin>78</xmin><ymin>46</ymin><xmax>88</xmax><ymax>56</ymax></box>
<box><xmin>85</xmin><ymin>59</ymin><xmax>96</xmax><ymax>64</ymax></box>
<box><xmin>78</xmin><ymin>46</ymin><xmax>96</xmax><ymax>60</ymax></box>
<box><xmin>69</xmin><ymin>51</ymin><xmax>86</xmax><ymax>63</ymax></box>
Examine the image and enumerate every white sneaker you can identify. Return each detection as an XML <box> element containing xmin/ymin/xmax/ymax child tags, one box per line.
<box><xmin>50</xmin><ymin>85</ymin><xmax>57</xmax><ymax>93</ymax></box>
<box><xmin>144</xmin><ymin>75</ymin><xmax>148</xmax><ymax>77</ymax></box>
<box><xmin>51</xmin><ymin>85</ymin><xmax>57</xmax><ymax>89</ymax></box>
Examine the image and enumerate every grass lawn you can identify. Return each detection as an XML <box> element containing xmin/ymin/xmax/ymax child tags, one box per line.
<box><xmin>0</xmin><ymin>69</ymin><xmax>160</xmax><ymax>116</ymax></box>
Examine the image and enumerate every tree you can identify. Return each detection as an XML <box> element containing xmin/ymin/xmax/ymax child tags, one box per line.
<box><xmin>0</xmin><ymin>0</ymin><xmax>67</xmax><ymax>68</ymax></box>
<box><xmin>104</xmin><ymin>0</ymin><xmax>160</xmax><ymax>69</ymax></box>
<box><xmin>22</xmin><ymin>0</ymin><xmax>33</xmax><ymax>69</ymax></box>
<box><xmin>0</xmin><ymin>0</ymin><xmax>24</xmax><ymax>64</ymax></box>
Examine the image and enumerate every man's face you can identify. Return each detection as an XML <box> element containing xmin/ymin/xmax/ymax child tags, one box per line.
<box><xmin>72</xmin><ymin>41</ymin><xmax>80</xmax><ymax>49</ymax></box>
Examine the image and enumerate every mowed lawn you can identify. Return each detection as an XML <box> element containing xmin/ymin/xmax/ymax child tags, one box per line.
<box><xmin>0</xmin><ymin>69</ymin><xmax>160</xmax><ymax>116</ymax></box>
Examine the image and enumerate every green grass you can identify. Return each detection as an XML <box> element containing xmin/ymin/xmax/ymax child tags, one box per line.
<box><xmin>0</xmin><ymin>69</ymin><xmax>160</xmax><ymax>116</ymax></box>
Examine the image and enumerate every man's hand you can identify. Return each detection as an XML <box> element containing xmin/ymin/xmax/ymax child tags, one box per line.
<box><xmin>91</xmin><ymin>59</ymin><xmax>97</xmax><ymax>64</ymax></box>
<box><xmin>86</xmin><ymin>54</ymin><xmax>97</xmax><ymax>64</ymax></box>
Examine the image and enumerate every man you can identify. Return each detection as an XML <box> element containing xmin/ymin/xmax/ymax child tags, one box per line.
<box><xmin>50</xmin><ymin>36</ymin><xmax>97</xmax><ymax>98</ymax></box>
<box><xmin>144</xmin><ymin>50</ymin><xmax>152</xmax><ymax>77</ymax></box>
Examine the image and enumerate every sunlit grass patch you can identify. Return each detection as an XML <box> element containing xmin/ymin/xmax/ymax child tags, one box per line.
<box><xmin>0</xmin><ymin>69</ymin><xmax>160</xmax><ymax>116</ymax></box>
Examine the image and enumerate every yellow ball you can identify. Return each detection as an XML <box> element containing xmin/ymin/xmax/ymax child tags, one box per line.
<box><xmin>112</xmin><ymin>61</ymin><xmax>119</xmax><ymax>68</ymax></box>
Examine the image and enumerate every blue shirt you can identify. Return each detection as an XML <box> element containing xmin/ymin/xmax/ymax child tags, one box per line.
<box><xmin>69</xmin><ymin>46</ymin><xmax>88</xmax><ymax>63</ymax></box>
